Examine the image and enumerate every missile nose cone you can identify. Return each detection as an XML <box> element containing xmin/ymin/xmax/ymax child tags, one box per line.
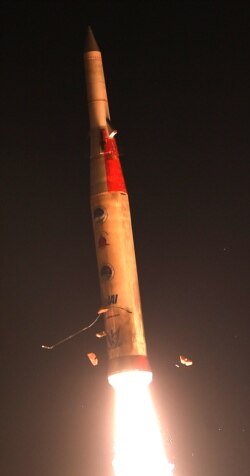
<box><xmin>84</xmin><ymin>26</ymin><xmax>100</xmax><ymax>52</ymax></box>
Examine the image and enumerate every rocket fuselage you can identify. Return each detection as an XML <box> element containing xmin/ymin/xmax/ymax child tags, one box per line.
<box><xmin>84</xmin><ymin>28</ymin><xmax>151</xmax><ymax>378</ymax></box>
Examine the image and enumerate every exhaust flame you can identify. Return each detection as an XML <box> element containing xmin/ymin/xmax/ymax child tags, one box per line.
<box><xmin>109</xmin><ymin>371</ymin><xmax>174</xmax><ymax>476</ymax></box>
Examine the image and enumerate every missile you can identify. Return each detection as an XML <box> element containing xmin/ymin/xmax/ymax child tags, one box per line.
<box><xmin>84</xmin><ymin>27</ymin><xmax>151</xmax><ymax>384</ymax></box>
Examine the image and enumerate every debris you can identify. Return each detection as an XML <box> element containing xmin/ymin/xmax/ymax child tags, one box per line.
<box><xmin>87</xmin><ymin>352</ymin><xmax>98</xmax><ymax>366</ymax></box>
<box><xmin>180</xmin><ymin>355</ymin><xmax>193</xmax><ymax>366</ymax></box>
<box><xmin>96</xmin><ymin>330</ymin><xmax>107</xmax><ymax>338</ymax></box>
<box><xmin>97</xmin><ymin>308</ymin><xmax>108</xmax><ymax>315</ymax></box>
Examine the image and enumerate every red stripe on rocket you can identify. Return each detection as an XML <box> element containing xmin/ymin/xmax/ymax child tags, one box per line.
<box><xmin>102</xmin><ymin>129</ymin><xmax>127</xmax><ymax>193</ymax></box>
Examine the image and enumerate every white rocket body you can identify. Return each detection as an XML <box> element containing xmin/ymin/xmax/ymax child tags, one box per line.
<box><xmin>84</xmin><ymin>28</ymin><xmax>151</xmax><ymax>378</ymax></box>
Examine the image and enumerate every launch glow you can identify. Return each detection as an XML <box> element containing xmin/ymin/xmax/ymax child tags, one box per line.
<box><xmin>109</xmin><ymin>371</ymin><xmax>175</xmax><ymax>476</ymax></box>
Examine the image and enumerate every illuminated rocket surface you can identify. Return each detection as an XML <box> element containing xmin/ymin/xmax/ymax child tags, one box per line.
<box><xmin>84</xmin><ymin>27</ymin><xmax>151</xmax><ymax>380</ymax></box>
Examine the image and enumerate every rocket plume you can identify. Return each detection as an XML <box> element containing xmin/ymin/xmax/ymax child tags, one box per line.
<box><xmin>111</xmin><ymin>372</ymin><xmax>174</xmax><ymax>476</ymax></box>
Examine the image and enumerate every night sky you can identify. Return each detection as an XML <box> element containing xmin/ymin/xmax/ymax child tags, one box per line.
<box><xmin>1</xmin><ymin>2</ymin><xmax>249</xmax><ymax>476</ymax></box>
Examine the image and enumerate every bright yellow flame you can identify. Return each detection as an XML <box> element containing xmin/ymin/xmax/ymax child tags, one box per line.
<box><xmin>109</xmin><ymin>371</ymin><xmax>174</xmax><ymax>476</ymax></box>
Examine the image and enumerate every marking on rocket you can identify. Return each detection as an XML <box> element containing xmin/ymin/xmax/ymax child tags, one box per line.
<box><xmin>100</xmin><ymin>264</ymin><xmax>114</xmax><ymax>280</ymax></box>
<box><xmin>98</xmin><ymin>232</ymin><xmax>109</xmax><ymax>248</ymax></box>
<box><xmin>107</xmin><ymin>328</ymin><xmax>120</xmax><ymax>348</ymax></box>
<box><xmin>107</xmin><ymin>294</ymin><xmax>118</xmax><ymax>305</ymax></box>
<box><xmin>93</xmin><ymin>206</ymin><xmax>107</xmax><ymax>224</ymax></box>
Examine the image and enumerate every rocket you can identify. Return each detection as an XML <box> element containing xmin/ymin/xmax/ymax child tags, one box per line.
<box><xmin>84</xmin><ymin>27</ymin><xmax>151</xmax><ymax>383</ymax></box>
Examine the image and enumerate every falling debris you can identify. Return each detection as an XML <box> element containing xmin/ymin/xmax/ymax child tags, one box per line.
<box><xmin>41</xmin><ymin>312</ymin><xmax>102</xmax><ymax>350</ymax></box>
<box><xmin>96</xmin><ymin>330</ymin><xmax>107</xmax><ymax>338</ymax></box>
<box><xmin>175</xmin><ymin>364</ymin><xmax>180</xmax><ymax>368</ymax></box>
<box><xmin>87</xmin><ymin>352</ymin><xmax>98</xmax><ymax>366</ymax></box>
<box><xmin>97</xmin><ymin>308</ymin><xmax>108</xmax><ymax>315</ymax></box>
<box><xmin>180</xmin><ymin>355</ymin><xmax>193</xmax><ymax>366</ymax></box>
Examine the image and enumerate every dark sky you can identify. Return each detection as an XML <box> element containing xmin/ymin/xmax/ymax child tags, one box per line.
<box><xmin>1</xmin><ymin>2</ymin><xmax>249</xmax><ymax>476</ymax></box>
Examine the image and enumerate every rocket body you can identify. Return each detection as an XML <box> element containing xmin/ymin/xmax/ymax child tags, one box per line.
<box><xmin>84</xmin><ymin>28</ymin><xmax>151</xmax><ymax>379</ymax></box>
